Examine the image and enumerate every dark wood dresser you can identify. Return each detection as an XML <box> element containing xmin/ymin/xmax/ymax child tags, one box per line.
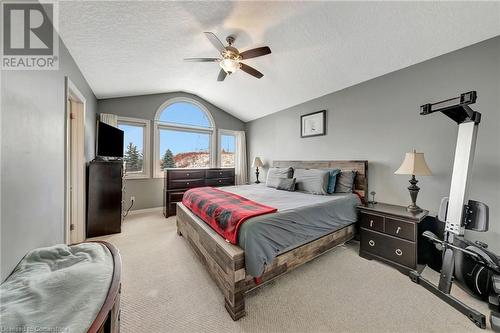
<box><xmin>358</xmin><ymin>203</ymin><xmax>428</xmax><ymax>274</ymax></box>
<box><xmin>163</xmin><ymin>168</ymin><xmax>235</xmax><ymax>217</ymax></box>
<box><xmin>87</xmin><ymin>159</ymin><xmax>123</xmax><ymax>238</ymax></box>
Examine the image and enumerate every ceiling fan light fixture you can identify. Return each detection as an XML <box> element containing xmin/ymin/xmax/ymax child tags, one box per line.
<box><xmin>219</xmin><ymin>58</ymin><xmax>240</xmax><ymax>74</ymax></box>
<box><xmin>186</xmin><ymin>32</ymin><xmax>271</xmax><ymax>81</ymax></box>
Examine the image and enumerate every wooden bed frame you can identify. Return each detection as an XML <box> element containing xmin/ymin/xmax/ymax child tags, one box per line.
<box><xmin>176</xmin><ymin>160</ymin><xmax>368</xmax><ymax>320</ymax></box>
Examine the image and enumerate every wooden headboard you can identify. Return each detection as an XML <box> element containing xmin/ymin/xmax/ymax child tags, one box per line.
<box><xmin>272</xmin><ymin>160</ymin><xmax>369</xmax><ymax>201</ymax></box>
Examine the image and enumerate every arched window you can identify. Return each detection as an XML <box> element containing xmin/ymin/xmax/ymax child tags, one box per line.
<box><xmin>158</xmin><ymin>102</ymin><xmax>212</xmax><ymax>128</ymax></box>
<box><xmin>154</xmin><ymin>98</ymin><xmax>215</xmax><ymax>176</ymax></box>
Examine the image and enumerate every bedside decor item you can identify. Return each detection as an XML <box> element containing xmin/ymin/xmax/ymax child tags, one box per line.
<box><xmin>368</xmin><ymin>191</ymin><xmax>377</xmax><ymax>204</ymax></box>
<box><xmin>395</xmin><ymin>150</ymin><xmax>432</xmax><ymax>213</ymax></box>
<box><xmin>252</xmin><ymin>157</ymin><xmax>264</xmax><ymax>184</ymax></box>
<box><xmin>300</xmin><ymin>110</ymin><xmax>326</xmax><ymax>138</ymax></box>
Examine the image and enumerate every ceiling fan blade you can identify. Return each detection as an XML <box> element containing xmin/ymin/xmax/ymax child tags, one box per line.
<box><xmin>240</xmin><ymin>46</ymin><xmax>271</xmax><ymax>60</ymax></box>
<box><xmin>204</xmin><ymin>32</ymin><xmax>226</xmax><ymax>54</ymax></box>
<box><xmin>240</xmin><ymin>63</ymin><xmax>264</xmax><ymax>79</ymax></box>
<box><xmin>217</xmin><ymin>69</ymin><xmax>227</xmax><ymax>82</ymax></box>
<box><xmin>184</xmin><ymin>58</ymin><xmax>220</xmax><ymax>62</ymax></box>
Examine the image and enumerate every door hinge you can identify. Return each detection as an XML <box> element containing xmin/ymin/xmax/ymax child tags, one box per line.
<box><xmin>70</xmin><ymin>112</ymin><xmax>76</xmax><ymax>120</ymax></box>
<box><xmin>70</xmin><ymin>223</ymin><xmax>75</xmax><ymax>231</ymax></box>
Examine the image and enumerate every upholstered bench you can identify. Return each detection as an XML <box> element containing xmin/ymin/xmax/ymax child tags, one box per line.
<box><xmin>0</xmin><ymin>241</ymin><xmax>121</xmax><ymax>333</ymax></box>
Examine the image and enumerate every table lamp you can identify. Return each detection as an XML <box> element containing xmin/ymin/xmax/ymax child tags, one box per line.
<box><xmin>395</xmin><ymin>150</ymin><xmax>432</xmax><ymax>213</ymax></box>
<box><xmin>252</xmin><ymin>157</ymin><xmax>264</xmax><ymax>184</ymax></box>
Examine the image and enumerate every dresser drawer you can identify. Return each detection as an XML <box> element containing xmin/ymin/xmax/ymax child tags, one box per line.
<box><xmin>168</xmin><ymin>170</ymin><xmax>205</xmax><ymax>180</ymax></box>
<box><xmin>168</xmin><ymin>191</ymin><xmax>185</xmax><ymax>203</ymax></box>
<box><xmin>361</xmin><ymin>228</ymin><xmax>416</xmax><ymax>269</ymax></box>
<box><xmin>359</xmin><ymin>213</ymin><xmax>384</xmax><ymax>233</ymax></box>
<box><xmin>205</xmin><ymin>177</ymin><xmax>234</xmax><ymax>187</ymax></box>
<box><xmin>206</xmin><ymin>169</ymin><xmax>234</xmax><ymax>179</ymax></box>
<box><xmin>169</xmin><ymin>179</ymin><xmax>205</xmax><ymax>190</ymax></box>
<box><xmin>385</xmin><ymin>217</ymin><xmax>415</xmax><ymax>241</ymax></box>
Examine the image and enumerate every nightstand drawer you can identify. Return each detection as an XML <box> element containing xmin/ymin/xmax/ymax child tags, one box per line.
<box><xmin>385</xmin><ymin>217</ymin><xmax>415</xmax><ymax>241</ymax></box>
<box><xmin>361</xmin><ymin>229</ymin><xmax>416</xmax><ymax>269</ymax></box>
<box><xmin>359</xmin><ymin>213</ymin><xmax>384</xmax><ymax>233</ymax></box>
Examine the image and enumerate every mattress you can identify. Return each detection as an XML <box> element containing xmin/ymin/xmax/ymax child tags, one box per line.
<box><xmin>221</xmin><ymin>184</ymin><xmax>361</xmax><ymax>277</ymax></box>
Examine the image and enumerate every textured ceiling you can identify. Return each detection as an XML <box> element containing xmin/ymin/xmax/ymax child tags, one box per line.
<box><xmin>58</xmin><ymin>1</ymin><xmax>500</xmax><ymax>122</ymax></box>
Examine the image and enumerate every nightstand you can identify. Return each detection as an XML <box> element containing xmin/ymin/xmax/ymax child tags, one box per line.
<box><xmin>358</xmin><ymin>202</ymin><xmax>428</xmax><ymax>274</ymax></box>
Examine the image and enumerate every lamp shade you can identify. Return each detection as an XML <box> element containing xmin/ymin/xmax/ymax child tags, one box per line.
<box><xmin>395</xmin><ymin>151</ymin><xmax>432</xmax><ymax>176</ymax></box>
<box><xmin>252</xmin><ymin>157</ymin><xmax>264</xmax><ymax>168</ymax></box>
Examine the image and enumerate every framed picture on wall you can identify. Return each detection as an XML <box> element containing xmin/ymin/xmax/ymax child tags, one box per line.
<box><xmin>300</xmin><ymin>110</ymin><xmax>326</xmax><ymax>138</ymax></box>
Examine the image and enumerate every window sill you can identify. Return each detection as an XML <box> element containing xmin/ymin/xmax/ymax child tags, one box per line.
<box><xmin>124</xmin><ymin>174</ymin><xmax>150</xmax><ymax>180</ymax></box>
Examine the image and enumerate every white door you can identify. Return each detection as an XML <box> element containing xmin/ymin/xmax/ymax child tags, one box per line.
<box><xmin>66</xmin><ymin>79</ymin><xmax>86</xmax><ymax>244</ymax></box>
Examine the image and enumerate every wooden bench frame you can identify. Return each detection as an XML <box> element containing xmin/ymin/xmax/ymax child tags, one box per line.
<box><xmin>176</xmin><ymin>160</ymin><xmax>367</xmax><ymax>320</ymax></box>
<box><xmin>88</xmin><ymin>241</ymin><xmax>122</xmax><ymax>333</ymax></box>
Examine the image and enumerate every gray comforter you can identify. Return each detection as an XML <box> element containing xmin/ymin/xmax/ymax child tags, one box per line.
<box><xmin>222</xmin><ymin>184</ymin><xmax>360</xmax><ymax>277</ymax></box>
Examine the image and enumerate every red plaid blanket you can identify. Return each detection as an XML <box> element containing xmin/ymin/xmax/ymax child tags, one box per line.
<box><xmin>182</xmin><ymin>187</ymin><xmax>277</xmax><ymax>244</ymax></box>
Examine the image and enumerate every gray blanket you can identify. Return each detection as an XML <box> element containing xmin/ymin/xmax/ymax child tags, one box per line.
<box><xmin>0</xmin><ymin>243</ymin><xmax>113</xmax><ymax>333</ymax></box>
<box><xmin>222</xmin><ymin>184</ymin><xmax>360</xmax><ymax>277</ymax></box>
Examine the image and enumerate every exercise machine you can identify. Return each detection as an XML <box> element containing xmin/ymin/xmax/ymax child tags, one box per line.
<box><xmin>409</xmin><ymin>91</ymin><xmax>500</xmax><ymax>330</ymax></box>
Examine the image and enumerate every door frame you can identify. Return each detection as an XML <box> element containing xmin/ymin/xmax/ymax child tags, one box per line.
<box><xmin>65</xmin><ymin>77</ymin><xmax>86</xmax><ymax>244</ymax></box>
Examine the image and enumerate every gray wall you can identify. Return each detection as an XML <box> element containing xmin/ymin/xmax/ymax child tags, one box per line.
<box><xmin>246</xmin><ymin>37</ymin><xmax>500</xmax><ymax>240</ymax></box>
<box><xmin>98</xmin><ymin>92</ymin><xmax>245</xmax><ymax>210</ymax></box>
<box><xmin>1</xmin><ymin>42</ymin><xmax>97</xmax><ymax>280</ymax></box>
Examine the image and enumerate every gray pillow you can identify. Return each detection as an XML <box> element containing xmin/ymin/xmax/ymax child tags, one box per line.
<box><xmin>277</xmin><ymin>178</ymin><xmax>296</xmax><ymax>191</ymax></box>
<box><xmin>266</xmin><ymin>167</ymin><xmax>293</xmax><ymax>188</ymax></box>
<box><xmin>335</xmin><ymin>170</ymin><xmax>357</xmax><ymax>193</ymax></box>
<box><xmin>293</xmin><ymin>168</ymin><xmax>329</xmax><ymax>195</ymax></box>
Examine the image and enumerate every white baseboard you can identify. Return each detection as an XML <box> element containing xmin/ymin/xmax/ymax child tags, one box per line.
<box><xmin>127</xmin><ymin>207</ymin><xmax>163</xmax><ymax>216</ymax></box>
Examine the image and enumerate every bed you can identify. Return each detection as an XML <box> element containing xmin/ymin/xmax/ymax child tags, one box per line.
<box><xmin>176</xmin><ymin>160</ymin><xmax>368</xmax><ymax>320</ymax></box>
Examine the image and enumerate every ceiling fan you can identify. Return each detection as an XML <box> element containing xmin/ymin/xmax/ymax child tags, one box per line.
<box><xmin>184</xmin><ymin>32</ymin><xmax>271</xmax><ymax>81</ymax></box>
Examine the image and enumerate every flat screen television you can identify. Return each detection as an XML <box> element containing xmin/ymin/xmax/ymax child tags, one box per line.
<box><xmin>97</xmin><ymin>121</ymin><xmax>124</xmax><ymax>158</ymax></box>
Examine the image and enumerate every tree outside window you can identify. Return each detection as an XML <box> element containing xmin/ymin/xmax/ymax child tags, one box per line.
<box><xmin>118</xmin><ymin>118</ymin><xmax>150</xmax><ymax>178</ymax></box>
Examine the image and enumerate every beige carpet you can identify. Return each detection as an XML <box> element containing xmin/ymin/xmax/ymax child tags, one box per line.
<box><xmin>90</xmin><ymin>210</ymin><xmax>493</xmax><ymax>333</ymax></box>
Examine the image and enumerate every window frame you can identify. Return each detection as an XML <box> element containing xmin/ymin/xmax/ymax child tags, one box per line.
<box><xmin>153</xmin><ymin>97</ymin><xmax>216</xmax><ymax>178</ymax></box>
<box><xmin>218</xmin><ymin>129</ymin><xmax>237</xmax><ymax>168</ymax></box>
<box><xmin>117</xmin><ymin>116</ymin><xmax>151</xmax><ymax>179</ymax></box>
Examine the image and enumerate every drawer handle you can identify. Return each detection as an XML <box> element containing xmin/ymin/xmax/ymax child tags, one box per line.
<box><xmin>395</xmin><ymin>249</ymin><xmax>403</xmax><ymax>256</ymax></box>
<box><xmin>369</xmin><ymin>220</ymin><xmax>374</xmax><ymax>227</ymax></box>
<box><xmin>396</xmin><ymin>226</ymin><xmax>401</xmax><ymax>234</ymax></box>
<box><xmin>218</xmin><ymin>180</ymin><xmax>222</xmax><ymax>183</ymax></box>
<box><xmin>186</xmin><ymin>173</ymin><xmax>190</xmax><ymax>176</ymax></box>
<box><xmin>368</xmin><ymin>240</ymin><xmax>375</xmax><ymax>247</ymax></box>
<box><xmin>219</xmin><ymin>172</ymin><xmax>223</xmax><ymax>175</ymax></box>
<box><xmin>186</xmin><ymin>182</ymin><xmax>190</xmax><ymax>185</ymax></box>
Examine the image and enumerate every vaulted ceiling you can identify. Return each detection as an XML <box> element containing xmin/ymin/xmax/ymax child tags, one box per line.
<box><xmin>58</xmin><ymin>1</ymin><xmax>500</xmax><ymax>122</ymax></box>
